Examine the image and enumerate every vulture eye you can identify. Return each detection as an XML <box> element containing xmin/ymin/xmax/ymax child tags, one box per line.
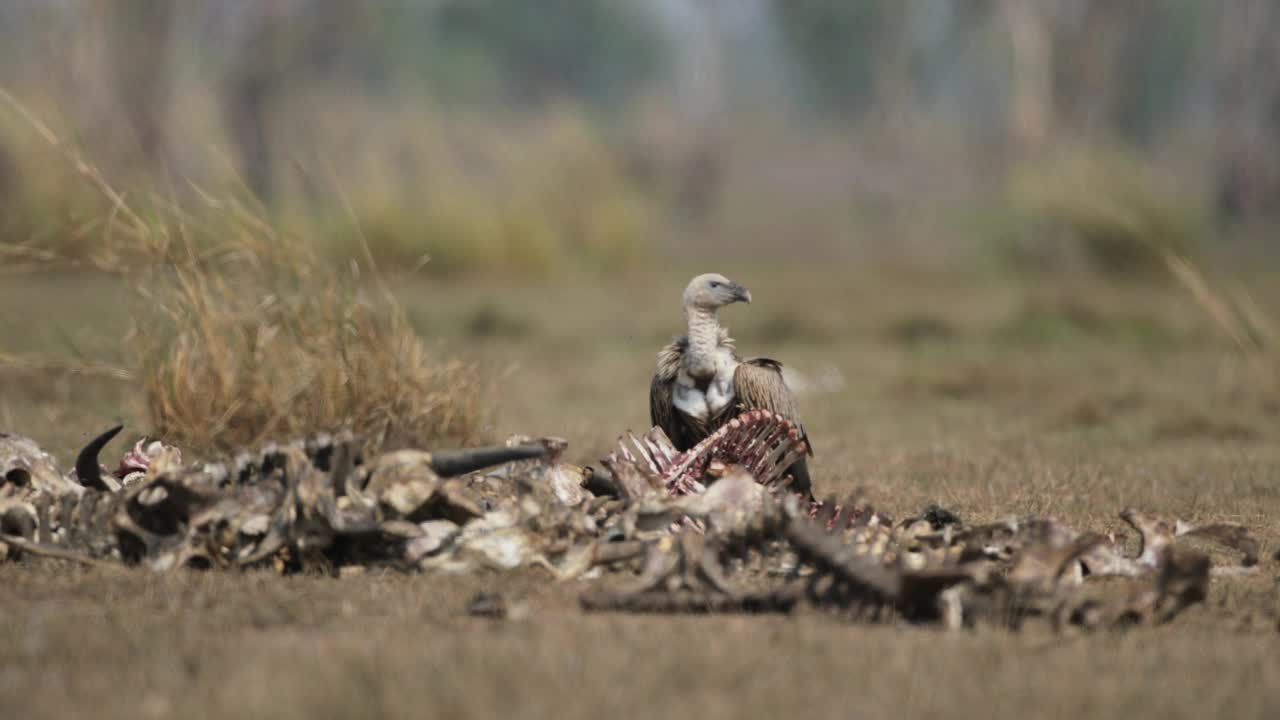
<box><xmin>710</xmin><ymin>281</ymin><xmax>721</xmax><ymax>288</ymax></box>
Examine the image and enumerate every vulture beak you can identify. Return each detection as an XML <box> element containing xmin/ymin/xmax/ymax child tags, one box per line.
<box><xmin>732</xmin><ymin>283</ymin><xmax>752</xmax><ymax>304</ymax></box>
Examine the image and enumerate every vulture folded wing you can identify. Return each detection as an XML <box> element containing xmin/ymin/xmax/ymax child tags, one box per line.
<box><xmin>649</xmin><ymin>371</ymin><xmax>678</xmax><ymax>444</ymax></box>
<box><xmin>732</xmin><ymin>358</ymin><xmax>813</xmax><ymax>456</ymax></box>
<box><xmin>651</xmin><ymin>339</ymin><xmax>702</xmax><ymax>451</ymax></box>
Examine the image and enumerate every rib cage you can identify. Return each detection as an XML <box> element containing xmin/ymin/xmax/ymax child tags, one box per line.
<box><xmin>602</xmin><ymin>409</ymin><xmax>808</xmax><ymax>497</ymax></box>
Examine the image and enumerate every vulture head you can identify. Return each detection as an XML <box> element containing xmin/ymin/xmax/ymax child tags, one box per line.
<box><xmin>682</xmin><ymin>273</ymin><xmax>752</xmax><ymax>312</ymax></box>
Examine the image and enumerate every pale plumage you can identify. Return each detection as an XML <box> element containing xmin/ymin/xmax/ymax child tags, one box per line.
<box><xmin>649</xmin><ymin>274</ymin><xmax>813</xmax><ymax>497</ymax></box>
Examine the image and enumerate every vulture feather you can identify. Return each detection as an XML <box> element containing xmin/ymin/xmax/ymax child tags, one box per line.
<box><xmin>650</xmin><ymin>273</ymin><xmax>814</xmax><ymax>497</ymax></box>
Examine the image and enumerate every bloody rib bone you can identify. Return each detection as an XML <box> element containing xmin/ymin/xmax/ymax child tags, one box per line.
<box><xmin>602</xmin><ymin>410</ymin><xmax>808</xmax><ymax>498</ymax></box>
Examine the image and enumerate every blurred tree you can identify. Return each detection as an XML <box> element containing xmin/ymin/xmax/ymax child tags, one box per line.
<box><xmin>998</xmin><ymin>0</ymin><xmax>1053</xmax><ymax>155</ymax></box>
<box><xmin>427</xmin><ymin>0</ymin><xmax>667</xmax><ymax>107</ymax></box>
<box><xmin>105</xmin><ymin>0</ymin><xmax>174</xmax><ymax>169</ymax></box>
<box><xmin>772</xmin><ymin>0</ymin><xmax>903</xmax><ymax>118</ymax></box>
<box><xmin>673</xmin><ymin>0</ymin><xmax>728</xmax><ymax>221</ymax></box>
<box><xmin>44</xmin><ymin>0</ymin><xmax>176</xmax><ymax>178</ymax></box>
<box><xmin>869</xmin><ymin>0</ymin><xmax>916</xmax><ymax>128</ymax></box>
<box><xmin>211</xmin><ymin>0</ymin><xmax>665</xmax><ymax>202</ymax></box>
<box><xmin>224</xmin><ymin>11</ymin><xmax>277</xmax><ymax>203</ymax></box>
<box><xmin>995</xmin><ymin>0</ymin><xmax>1206</xmax><ymax>154</ymax></box>
<box><xmin>1111</xmin><ymin>0</ymin><xmax>1206</xmax><ymax>143</ymax></box>
<box><xmin>1051</xmin><ymin>1</ymin><xmax>1130</xmax><ymax>137</ymax></box>
<box><xmin>5</xmin><ymin>0</ymin><xmax>1278</xmax><ymax>232</ymax></box>
<box><xmin>1212</xmin><ymin>0</ymin><xmax>1280</xmax><ymax>222</ymax></box>
<box><xmin>219</xmin><ymin>1</ymin><xmax>376</xmax><ymax>202</ymax></box>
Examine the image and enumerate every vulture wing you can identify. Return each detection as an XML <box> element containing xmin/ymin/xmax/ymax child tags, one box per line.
<box><xmin>649</xmin><ymin>370</ymin><xmax>679</xmax><ymax>446</ymax></box>
<box><xmin>649</xmin><ymin>338</ymin><xmax>702</xmax><ymax>451</ymax></box>
<box><xmin>731</xmin><ymin>358</ymin><xmax>812</xmax><ymax>455</ymax></box>
<box><xmin>733</xmin><ymin>357</ymin><xmax>815</xmax><ymax>499</ymax></box>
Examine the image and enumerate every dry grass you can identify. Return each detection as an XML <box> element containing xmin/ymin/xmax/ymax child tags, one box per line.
<box><xmin>0</xmin><ymin>85</ymin><xmax>658</xmax><ymax>278</ymax></box>
<box><xmin>1001</xmin><ymin>147</ymin><xmax>1208</xmax><ymax>276</ymax></box>
<box><xmin>0</xmin><ymin>91</ymin><xmax>484</xmax><ymax>455</ymax></box>
<box><xmin>4</xmin><ymin>267</ymin><xmax>1280</xmax><ymax>720</ymax></box>
<box><xmin>131</xmin><ymin>203</ymin><xmax>486</xmax><ymax>455</ymax></box>
<box><xmin>2</xmin><ymin>564</ymin><xmax>1278</xmax><ymax>720</ymax></box>
<box><xmin>1165</xmin><ymin>252</ymin><xmax>1280</xmax><ymax>396</ymax></box>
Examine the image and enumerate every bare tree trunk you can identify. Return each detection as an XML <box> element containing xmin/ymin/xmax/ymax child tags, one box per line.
<box><xmin>675</xmin><ymin>0</ymin><xmax>729</xmax><ymax>222</ymax></box>
<box><xmin>1057</xmin><ymin>1</ymin><xmax>1118</xmax><ymax>136</ymax></box>
<box><xmin>224</xmin><ymin>2</ymin><xmax>287</xmax><ymax>203</ymax></box>
<box><xmin>871</xmin><ymin>0</ymin><xmax>915</xmax><ymax>135</ymax></box>
<box><xmin>220</xmin><ymin>1</ymin><xmax>373</xmax><ymax>204</ymax></box>
<box><xmin>999</xmin><ymin>0</ymin><xmax>1053</xmax><ymax>155</ymax></box>
<box><xmin>61</xmin><ymin>2</ymin><xmax>172</xmax><ymax>177</ymax></box>
<box><xmin>1213</xmin><ymin>0</ymin><xmax>1280</xmax><ymax>222</ymax></box>
<box><xmin>1053</xmin><ymin>0</ymin><xmax>1164</xmax><ymax>140</ymax></box>
<box><xmin>107</xmin><ymin>1</ymin><xmax>174</xmax><ymax>170</ymax></box>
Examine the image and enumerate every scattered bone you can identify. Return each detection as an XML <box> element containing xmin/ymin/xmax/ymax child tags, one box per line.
<box><xmin>404</xmin><ymin>520</ymin><xmax>461</xmax><ymax>563</ymax></box>
<box><xmin>0</xmin><ymin>430</ymin><xmax>83</xmax><ymax>497</ymax></box>
<box><xmin>0</xmin><ymin>417</ymin><xmax>1265</xmax><ymax>634</ymax></box>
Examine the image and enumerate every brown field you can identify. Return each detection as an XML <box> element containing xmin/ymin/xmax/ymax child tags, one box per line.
<box><xmin>3</xmin><ymin>266</ymin><xmax>1280</xmax><ymax>720</ymax></box>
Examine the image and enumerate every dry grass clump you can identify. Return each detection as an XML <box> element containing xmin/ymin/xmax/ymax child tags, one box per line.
<box><xmin>1165</xmin><ymin>253</ymin><xmax>1279</xmax><ymax>396</ymax></box>
<box><xmin>1000</xmin><ymin>148</ymin><xmax>1208</xmax><ymax>276</ymax></box>
<box><xmin>133</xmin><ymin>202</ymin><xmax>485</xmax><ymax>455</ymax></box>
<box><xmin>0</xmin><ymin>90</ymin><xmax>485</xmax><ymax>455</ymax></box>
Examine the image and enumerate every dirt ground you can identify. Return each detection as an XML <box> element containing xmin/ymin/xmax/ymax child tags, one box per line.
<box><xmin>2</xmin><ymin>266</ymin><xmax>1280</xmax><ymax>719</ymax></box>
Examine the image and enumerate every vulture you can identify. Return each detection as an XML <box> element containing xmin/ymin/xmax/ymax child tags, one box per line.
<box><xmin>650</xmin><ymin>273</ymin><xmax>814</xmax><ymax>497</ymax></box>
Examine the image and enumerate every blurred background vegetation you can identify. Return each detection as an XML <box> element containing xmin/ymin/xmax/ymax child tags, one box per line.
<box><xmin>3</xmin><ymin>0</ymin><xmax>1278</xmax><ymax>277</ymax></box>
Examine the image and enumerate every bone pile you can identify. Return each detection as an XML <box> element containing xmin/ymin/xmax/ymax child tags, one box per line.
<box><xmin>0</xmin><ymin>413</ymin><xmax>1267</xmax><ymax>632</ymax></box>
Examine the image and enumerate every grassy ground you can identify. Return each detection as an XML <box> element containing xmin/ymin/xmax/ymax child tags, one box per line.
<box><xmin>2</xmin><ymin>265</ymin><xmax>1280</xmax><ymax>719</ymax></box>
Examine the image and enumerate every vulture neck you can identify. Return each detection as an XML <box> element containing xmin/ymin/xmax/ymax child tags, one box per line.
<box><xmin>683</xmin><ymin>306</ymin><xmax>723</xmax><ymax>378</ymax></box>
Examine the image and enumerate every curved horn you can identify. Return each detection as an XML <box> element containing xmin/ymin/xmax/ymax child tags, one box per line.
<box><xmin>584</xmin><ymin>468</ymin><xmax>622</xmax><ymax>498</ymax></box>
<box><xmin>429</xmin><ymin>445</ymin><xmax>548</xmax><ymax>478</ymax></box>
<box><xmin>75</xmin><ymin>424</ymin><xmax>123</xmax><ymax>491</ymax></box>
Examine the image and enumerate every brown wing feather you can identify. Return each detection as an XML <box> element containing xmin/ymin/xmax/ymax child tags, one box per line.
<box><xmin>650</xmin><ymin>338</ymin><xmax>703</xmax><ymax>451</ymax></box>
<box><xmin>649</xmin><ymin>371</ymin><xmax>678</xmax><ymax>444</ymax></box>
<box><xmin>732</xmin><ymin>358</ymin><xmax>813</xmax><ymax>456</ymax></box>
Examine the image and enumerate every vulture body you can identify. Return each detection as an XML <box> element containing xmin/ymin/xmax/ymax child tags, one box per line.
<box><xmin>649</xmin><ymin>274</ymin><xmax>814</xmax><ymax>497</ymax></box>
